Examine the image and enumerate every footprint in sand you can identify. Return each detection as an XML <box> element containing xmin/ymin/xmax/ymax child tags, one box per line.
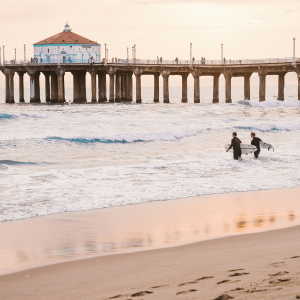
<box><xmin>269</xmin><ymin>271</ymin><xmax>289</xmax><ymax>277</ymax></box>
<box><xmin>176</xmin><ymin>289</ymin><xmax>197</xmax><ymax>295</ymax></box>
<box><xmin>228</xmin><ymin>272</ymin><xmax>249</xmax><ymax>277</ymax></box>
<box><xmin>217</xmin><ymin>279</ymin><xmax>240</xmax><ymax>284</ymax></box>
<box><xmin>178</xmin><ymin>276</ymin><xmax>213</xmax><ymax>287</ymax></box>
<box><xmin>195</xmin><ymin>276</ymin><xmax>214</xmax><ymax>281</ymax></box>
<box><xmin>228</xmin><ymin>269</ymin><xmax>244</xmax><ymax>272</ymax></box>
<box><xmin>231</xmin><ymin>287</ymin><xmax>243</xmax><ymax>291</ymax></box>
<box><xmin>270</xmin><ymin>262</ymin><xmax>285</xmax><ymax>267</ymax></box>
<box><xmin>131</xmin><ymin>291</ymin><xmax>153</xmax><ymax>297</ymax></box>
<box><xmin>291</xmin><ymin>256</ymin><xmax>300</xmax><ymax>259</ymax></box>
<box><xmin>269</xmin><ymin>278</ymin><xmax>290</xmax><ymax>285</ymax></box>
<box><xmin>214</xmin><ymin>294</ymin><xmax>233</xmax><ymax>300</ymax></box>
<box><xmin>109</xmin><ymin>295</ymin><xmax>129</xmax><ymax>299</ymax></box>
<box><xmin>151</xmin><ymin>285</ymin><xmax>168</xmax><ymax>289</ymax></box>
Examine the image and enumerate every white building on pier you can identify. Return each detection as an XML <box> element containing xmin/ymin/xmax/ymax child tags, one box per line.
<box><xmin>33</xmin><ymin>23</ymin><xmax>101</xmax><ymax>63</ymax></box>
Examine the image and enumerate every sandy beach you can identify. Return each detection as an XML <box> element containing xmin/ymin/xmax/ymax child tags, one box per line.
<box><xmin>1</xmin><ymin>187</ymin><xmax>300</xmax><ymax>299</ymax></box>
<box><xmin>1</xmin><ymin>225</ymin><xmax>300</xmax><ymax>300</ymax></box>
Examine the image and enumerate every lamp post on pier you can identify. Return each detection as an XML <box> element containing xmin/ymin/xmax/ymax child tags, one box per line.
<box><xmin>293</xmin><ymin>37</ymin><xmax>296</xmax><ymax>65</ymax></box>
<box><xmin>104</xmin><ymin>43</ymin><xmax>107</xmax><ymax>62</ymax></box>
<box><xmin>14</xmin><ymin>48</ymin><xmax>16</xmax><ymax>64</ymax></box>
<box><xmin>134</xmin><ymin>44</ymin><xmax>136</xmax><ymax>59</ymax></box>
<box><xmin>24</xmin><ymin>44</ymin><xmax>26</xmax><ymax>63</ymax></box>
<box><xmin>190</xmin><ymin>43</ymin><xmax>192</xmax><ymax>63</ymax></box>
<box><xmin>127</xmin><ymin>47</ymin><xmax>129</xmax><ymax>61</ymax></box>
<box><xmin>221</xmin><ymin>43</ymin><xmax>223</xmax><ymax>64</ymax></box>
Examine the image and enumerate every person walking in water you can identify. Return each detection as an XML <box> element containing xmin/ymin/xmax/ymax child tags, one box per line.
<box><xmin>226</xmin><ymin>132</ymin><xmax>242</xmax><ymax>160</ymax></box>
<box><xmin>251</xmin><ymin>132</ymin><xmax>262</xmax><ymax>159</ymax></box>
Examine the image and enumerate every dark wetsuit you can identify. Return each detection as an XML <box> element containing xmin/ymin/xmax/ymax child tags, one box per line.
<box><xmin>228</xmin><ymin>137</ymin><xmax>242</xmax><ymax>160</ymax></box>
<box><xmin>251</xmin><ymin>137</ymin><xmax>262</xmax><ymax>158</ymax></box>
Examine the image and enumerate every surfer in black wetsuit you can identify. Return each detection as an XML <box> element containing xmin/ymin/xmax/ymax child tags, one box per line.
<box><xmin>251</xmin><ymin>132</ymin><xmax>262</xmax><ymax>159</ymax></box>
<box><xmin>226</xmin><ymin>132</ymin><xmax>242</xmax><ymax>160</ymax></box>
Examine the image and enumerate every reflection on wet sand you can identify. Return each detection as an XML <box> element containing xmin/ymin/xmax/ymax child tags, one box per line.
<box><xmin>235</xmin><ymin>217</ymin><xmax>247</xmax><ymax>232</ymax></box>
<box><xmin>0</xmin><ymin>188</ymin><xmax>299</xmax><ymax>275</ymax></box>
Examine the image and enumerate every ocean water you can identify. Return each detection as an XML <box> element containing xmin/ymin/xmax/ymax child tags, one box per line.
<box><xmin>0</xmin><ymin>85</ymin><xmax>300</xmax><ymax>222</ymax></box>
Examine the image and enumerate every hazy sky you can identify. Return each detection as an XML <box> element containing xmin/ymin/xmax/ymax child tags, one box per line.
<box><xmin>1</xmin><ymin>0</ymin><xmax>300</xmax><ymax>88</ymax></box>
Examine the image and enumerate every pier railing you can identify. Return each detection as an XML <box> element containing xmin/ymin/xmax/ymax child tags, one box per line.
<box><xmin>2</xmin><ymin>57</ymin><xmax>299</xmax><ymax>66</ymax></box>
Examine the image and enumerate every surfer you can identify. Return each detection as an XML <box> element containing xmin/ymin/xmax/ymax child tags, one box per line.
<box><xmin>226</xmin><ymin>132</ymin><xmax>242</xmax><ymax>160</ymax></box>
<box><xmin>251</xmin><ymin>132</ymin><xmax>262</xmax><ymax>158</ymax></box>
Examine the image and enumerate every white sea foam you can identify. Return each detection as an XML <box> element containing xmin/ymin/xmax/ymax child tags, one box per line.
<box><xmin>0</xmin><ymin>85</ymin><xmax>300</xmax><ymax>222</ymax></box>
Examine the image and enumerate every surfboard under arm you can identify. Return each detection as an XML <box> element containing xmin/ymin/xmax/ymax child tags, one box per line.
<box><xmin>225</xmin><ymin>144</ymin><xmax>257</xmax><ymax>155</ymax></box>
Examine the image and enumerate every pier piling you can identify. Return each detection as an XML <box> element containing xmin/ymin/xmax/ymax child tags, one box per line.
<box><xmin>278</xmin><ymin>73</ymin><xmax>285</xmax><ymax>101</ymax></box>
<box><xmin>193</xmin><ymin>75</ymin><xmax>200</xmax><ymax>103</ymax></box>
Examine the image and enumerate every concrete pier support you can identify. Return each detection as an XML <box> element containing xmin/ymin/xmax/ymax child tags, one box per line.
<box><xmin>154</xmin><ymin>74</ymin><xmax>159</xmax><ymax>102</ymax></box>
<box><xmin>181</xmin><ymin>74</ymin><xmax>188</xmax><ymax>103</ymax></box>
<box><xmin>17</xmin><ymin>72</ymin><xmax>25</xmax><ymax>103</ymax></box>
<box><xmin>298</xmin><ymin>74</ymin><xmax>300</xmax><ymax>101</ymax></box>
<box><xmin>29</xmin><ymin>75</ymin><xmax>35</xmax><ymax>103</ymax></box>
<box><xmin>193</xmin><ymin>75</ymin><xmax>200</xmax><ymax>103</ymax></box>
<box><xmin>5</xmin><ymin>74</ymin><xmax>9</xmax><ymax>103</ymax></box>
<box><xmin>136</xmin><ymin>74</ymin><xmax>142</xmax><ymax>103</ymax></box>
<box><xmin>162</xmin><ymin>74</ymin><xmax>170</xmax><ymax>103</ymax></box>
<box><xmin>91</xmin><ymin>71</ymin><xmax>97</xmax><ymax>103</ymax></box>
<box><xmin>224</xmin><ymin>73</ymin><xmax>232</xmax><ymax>103</ymax></box>
<box><xmin>127</xmin><ymin>75</ymin><xmax>131</xmax><ymax>101</ymax></box>
<box><xmin>115</xmin><ymin>74</ymin><xmax>121</xmax><ymax>102</ymax></box>
<box><xmin>213</xmin><ymin>74</ymin><xmax>220</xmax><ymax>103</ymax></box>
<box><xmin>259</xmin><ymin>73</ymin><xmax>266</xmax><ymax>101</ymax></box>
<box><xmin>34</xmin><ymin>72</ymin><xmax>41</xmax><ymax>103</ymax></box>
<box><xmin>98</xmin><ymin>73</ymin><xmax>107</xmax><ymax>102</ymax></box>
<box><xmin>244</xmin><ymin>74</ymin><xmax>251</xmax><ymax>100</ymax></box>
<box><xmin>45</xmin><ymin>73</ymin><xmax>51</xmax><ymax>102</ymax></box>
<box><xmin>126</xmin><ymin>73</ymin><xmax>133</xmax><ymax>101</ymax></box>
<box><xmin>51</xmin><ymin>73</ymin><xmax>58</xmax><ymax>103</ymax></box>
<box><xmin>278</xmin><ymin>74</ymin><xmax>285</xmax><ymax>101</ymax></box>
<box><xmin>80</xmin><ymin>72</ymin><xmax>86</xmax><ymax>103</ymax></box>
<box><xmin>109</xmin><ymin>73</ymin><xmax>115</xmax><ymax>102</ymax></box>
<box><xmin>121</xmin><ymin>75</ymin><xmax>126</xmax><ymax>100</ymax></box>
<box><xmin>57</xmin><ymin>71</ymin><xmax>65</xmax><ymax>104</ymax></box>
<box><xmin>8</xmin><ymin>73</ymin><xmax>15</xmax><ymax>103</ymax></box>
<box><xmin>72</xmin><ymin>72</ymin><xmax>79</xmax><ymax>103</ymax></box>
<box><xmin>63</xmin><ymin>74</ymin><xmax>65</xmax><ymax>102</ymax></box>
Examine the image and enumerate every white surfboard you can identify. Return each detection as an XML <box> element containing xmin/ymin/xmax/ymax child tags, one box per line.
<box><xmin>225</xmin><ymin>144</ymin><xmax>257</xmax><ymax>155</ymax></box>
<box><xmin>260</xmin><ymin>141</ymin><xmax>274</xmax><ymax>152</ymax></box>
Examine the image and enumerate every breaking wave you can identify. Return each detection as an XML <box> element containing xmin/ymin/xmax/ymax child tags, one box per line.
<box><xmin>238</xmin><ymin>100</ymin><xmax>300</xmax><ymax>107</ymax></box>
<box><xmin>45</xmin><ymin>130</ymin><xmax>199</xmax><ymax>144</ymax></box>
<box><xmin>234</xmin><ymin>123</ymin><xmax>300</xmax><ymax>132</ymax></box>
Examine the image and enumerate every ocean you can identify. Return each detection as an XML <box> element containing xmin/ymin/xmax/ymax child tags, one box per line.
<box><xmin>0</xmin><ymin>85</ymin><xmax>300</xmax><ymax>222</ymax></box>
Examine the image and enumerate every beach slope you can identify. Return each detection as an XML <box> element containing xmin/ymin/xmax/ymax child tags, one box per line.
<box><xmin>1</xmin><ymin>224</ymin><xmax>300</xmax><ymax>300</ymax></box>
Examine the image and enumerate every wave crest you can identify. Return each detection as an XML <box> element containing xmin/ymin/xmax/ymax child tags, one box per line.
<box><xmin>45</xmin><ymin>130</ymin><xmax>199</xmax><ymax>144</ymax></box>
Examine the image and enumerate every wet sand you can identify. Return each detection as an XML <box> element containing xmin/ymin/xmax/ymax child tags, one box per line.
<box><xmin>1</xmin><ymin>224</ymin><xmax>300</xmax><ymax>299</ymax></box>
<box><xmin>0</xmin><ymin>187</ymin><xmax>299</xmax><ymax>276</ymax></box>
<box><xmin>0</xmin><ymin>187</ymin><xmax>300</xmax><ymax>299</ymax></box>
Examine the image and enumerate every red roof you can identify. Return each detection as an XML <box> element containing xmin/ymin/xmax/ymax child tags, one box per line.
<box><xmin>34</xmin><ymin>31</ymin><xmax>99</xmax><ymax>45</ymax></box>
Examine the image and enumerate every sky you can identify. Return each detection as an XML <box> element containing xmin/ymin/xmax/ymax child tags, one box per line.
<box><xmin>1</xmin><ymin>0</ymin><xmax>300</xmax><ymax>88</ymax></box>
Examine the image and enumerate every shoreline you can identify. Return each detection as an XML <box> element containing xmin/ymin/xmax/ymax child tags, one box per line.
<box><xmin>1</xmin><ymin>224</ymin><xmax>300</xmax><ymax>299</ymax></box>
<box><xmin>0</xmin><ymin>186</ymin><xmax>299</xmax><ymax>277</ymax></box>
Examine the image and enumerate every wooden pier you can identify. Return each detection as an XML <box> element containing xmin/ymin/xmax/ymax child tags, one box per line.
<box><xmin>1</xmin><ymin>60</ymin><xmax>300</xmax><ymax>104</ymax></box>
